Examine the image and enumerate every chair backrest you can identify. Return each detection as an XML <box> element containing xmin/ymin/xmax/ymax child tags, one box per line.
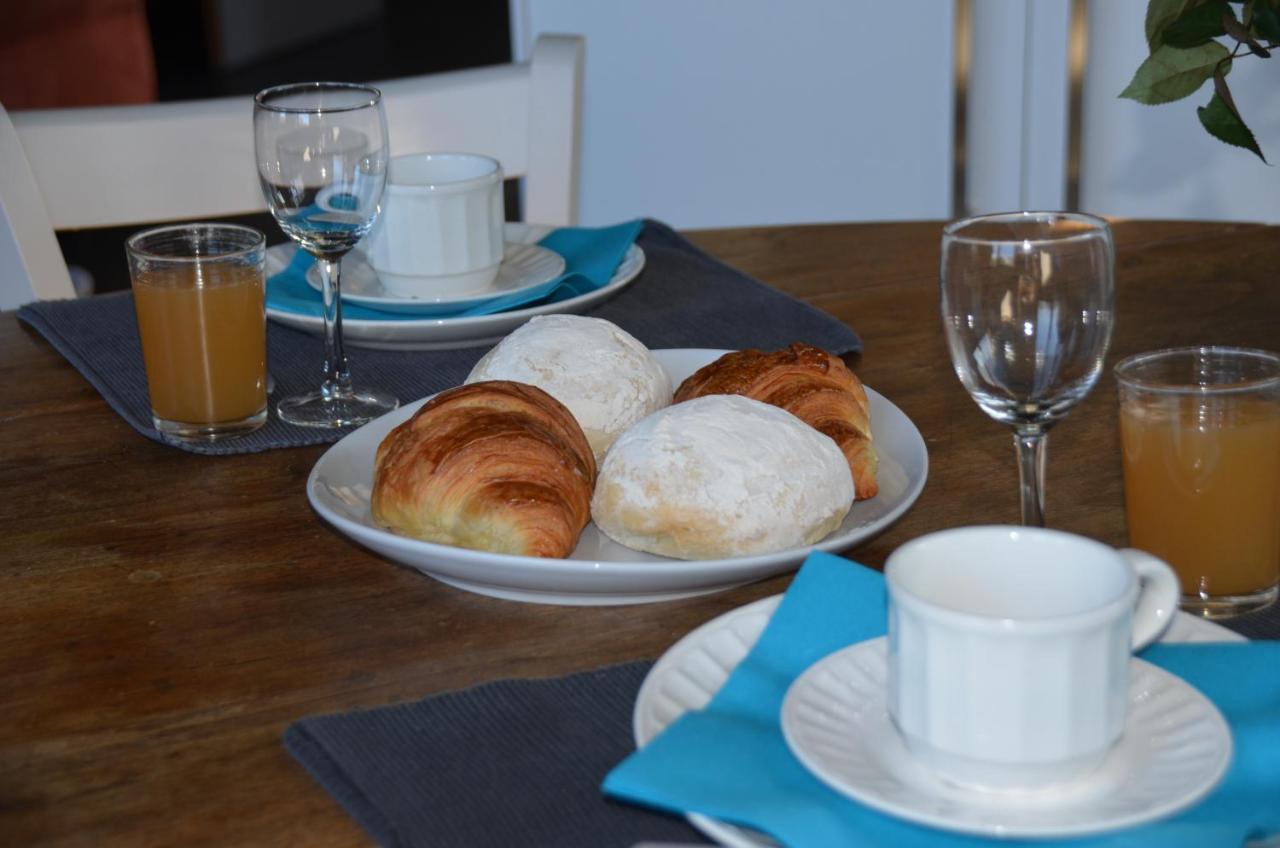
<box><xmin>510</xmin><ymin>0</ymin><xmax>956</xmax><ymax>229</ymax></box>
<box><xmin>0</xmin><ymin>34</ymin><xmax>582</xmax><ymax>310</ymax></box>
<box><xmin>963</xmin><ymin>0</ymin><xmax>1074</xmax><ymax>215</ymax></box>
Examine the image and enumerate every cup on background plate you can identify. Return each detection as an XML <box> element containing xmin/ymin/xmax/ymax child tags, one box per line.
<box><xmin>126</xmin><ymin>223</ymin><xmax>269</xmax><ymax>441</ymax></box>
<box><xmin>361</xmin><ymin>152</ymin><xmax>505</xmax><ymax>298</ymax></box>
<box><xmin>884</xmin><ymin>526</ymin><xmax>1179</xmax><ymax>792</ymax></box>
<box><xmin>1115</xmin><ymin>346</ymin><xmax>1280</xmax><ymax>618</ymax></box>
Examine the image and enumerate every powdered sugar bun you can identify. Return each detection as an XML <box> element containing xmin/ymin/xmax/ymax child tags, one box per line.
<box><xmin>465</xmin><ymin>315</ymin><xmax>672</xmax><ymax>461</ymax></box>
<box><xmin>591</xmin><ymin>395</ymin><xmax>854</xmax><ymax>560</ymax></box>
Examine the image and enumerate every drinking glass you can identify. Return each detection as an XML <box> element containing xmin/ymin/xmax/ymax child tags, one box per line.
<box><xmin>253</xmin><ymin>82</ymin><xmax>397</xmax><ymax>428</ymax></box>
<box><xmin>1116</xmin><ymin>346</ymin><xmax>1280</xmax><ymax>618</ymax></box>
<box><xmin>127</xmin><ymin>223</ymin><xmax>268</xmax><ymax>441</ymax></box>
<box><xmin>940</xmin><ymin>212</ymin><xmax>1115</xmax><ymax>526</ymax></box>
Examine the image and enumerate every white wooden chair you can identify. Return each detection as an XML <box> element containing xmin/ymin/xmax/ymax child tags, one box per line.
<box><xmin>0</xmin><ymin>33</ymin><xmax>583</xmax><ymax>310</ymax></box>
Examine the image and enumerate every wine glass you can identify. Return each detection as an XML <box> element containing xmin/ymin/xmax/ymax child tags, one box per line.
<box><xmin>254</xmin><ymin>82</ymin><xmax>397</xmax><ymax>428</ymax></box>
<box><xmin>940</xmin><ymin>212</ymin><xmax>1115</xmax><ymax>526</ymax></box>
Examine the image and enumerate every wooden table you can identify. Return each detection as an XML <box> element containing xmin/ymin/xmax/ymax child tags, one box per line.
<box><xmin>3</xmin><ymin>220</ymin><xmax>1277</xmax><ymax>845</ymax></box>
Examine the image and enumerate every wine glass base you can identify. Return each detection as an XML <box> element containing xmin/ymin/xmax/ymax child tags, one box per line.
<box><xmin>277</xmin><ymin>388</ymin><xmax>398</xmax><ymax>429</ymax></box>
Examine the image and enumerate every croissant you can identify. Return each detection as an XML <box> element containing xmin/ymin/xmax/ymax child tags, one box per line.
<box><xmin>371</xmin><ymin>380</ymin><xmax>597</xmax><ymax>558</ymax></box>
<box><xmin>673</xmin><ymin>343</ymin><xmax>879</xmax><ymax>499</ymax></box>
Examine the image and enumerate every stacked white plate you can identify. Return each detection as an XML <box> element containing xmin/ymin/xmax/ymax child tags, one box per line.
<box><xmin>266</xmin><ymin>223</ymin><xmax>646</xmax><ymax>350</ymax></box>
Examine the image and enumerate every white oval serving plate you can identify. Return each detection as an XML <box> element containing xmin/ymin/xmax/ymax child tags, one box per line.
<box><xmin>306</xmin><ymin>349</ymin><xmax>928</xmax><ymax>605</ymax></box>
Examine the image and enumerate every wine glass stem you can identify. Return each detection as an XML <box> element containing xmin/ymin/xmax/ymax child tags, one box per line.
<box><xmin>316</xmin><ymin>256</ymin><xmax>353</xmax><ymax>400</ymax></box>
<box><xmin>1013</xmin><ymin>429</ymin><xmax>1048</xmax><ymax>527</ymax></box>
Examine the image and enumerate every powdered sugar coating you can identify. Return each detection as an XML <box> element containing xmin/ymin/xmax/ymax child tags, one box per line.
<box><xmin>465</xmin><ymin>315</ymin><xmax>672</xmax><ymax>460</ymax></box>
<box><xmin>591</xmin><ymin>395</ymin><xmax>855</xmax><ymax>560</ymax></box>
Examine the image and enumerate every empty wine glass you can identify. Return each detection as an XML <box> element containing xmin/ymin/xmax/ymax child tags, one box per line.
<box><xmin>940</xmin><ymin>212</ymin><xmax>1115</xmax><ymax>526</ymax></box>
<box><xmin>254</xmin><ymin>82</ymin><xmax>397</xmax><ymax>428</ymax></box>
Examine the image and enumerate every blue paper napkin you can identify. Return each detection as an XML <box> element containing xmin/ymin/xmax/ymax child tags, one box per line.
<box><xmin>604</xmin><ymin>551</ymin><xmax>1280</xmax><ymax>847</ymax></box>
<box><xmin>266</xmin><ymin>220</ymin><xmax>645</xmax><ymax>320</ymax></box>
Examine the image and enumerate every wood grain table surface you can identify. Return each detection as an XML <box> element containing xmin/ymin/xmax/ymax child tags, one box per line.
<box><xmin>2</xmin><ymin>219</ymin><xmax>1277</xmax><ymax>846</ymax></box>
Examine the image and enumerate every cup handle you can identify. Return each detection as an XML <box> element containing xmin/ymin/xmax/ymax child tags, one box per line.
<box><xmin>1120</xmin><ymin>548</ymin><xmax>1181</xmax><ymax>650</ymax></box>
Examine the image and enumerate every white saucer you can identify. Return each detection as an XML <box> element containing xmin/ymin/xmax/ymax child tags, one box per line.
<box><xmin>632</xmin><ymin>597</ymin><xmax>1243</xmax><ymax>848</ymax></box>
<box><xmin>780</xmin><ymin>637</ymin><xmax>1233</xmax><ymax>839</ymax></box>
<box><xmin>307</xmin><ymin>242</ymin><xmax>566</xmax><ymax>315</ymax></box>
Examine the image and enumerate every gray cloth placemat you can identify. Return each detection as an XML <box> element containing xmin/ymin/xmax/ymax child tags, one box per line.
<box><xmin>284</xmin><ymin>661</ymin><xmax>709</xmax><ymax>848</ymax></box>
<box><xmin>285</xmin><ymin>611</ymin><xmax>1275</xmax><ymax>848</ymax></box>
<box><xmin>16</xmin><ymin>220</ymin><xmax>861</xmax><ymax>455</ymax></box>
<box><xmin>1217</xmin><ymin>597</ymin><xmax>1280</xmax><ymax>640</ymax></box>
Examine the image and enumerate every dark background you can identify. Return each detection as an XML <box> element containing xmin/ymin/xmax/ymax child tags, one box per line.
<box><xmin>57</xmin><ymin>0</ymin><xmax>512</xmax><ymax>293</ymax></box>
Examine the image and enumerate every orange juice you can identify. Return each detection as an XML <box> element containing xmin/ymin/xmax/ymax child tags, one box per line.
<box><xmin>1120</xmin><ymin>397</ymin><xmax>1280</xmax><ymax>602</ymax></box>
<box><xmin>132</xmin><ymin>263</ymin><xmax>267</xmax><ymax>426</ymax></box>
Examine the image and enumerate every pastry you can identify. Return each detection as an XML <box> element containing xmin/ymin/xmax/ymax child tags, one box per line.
<box><xmin>465</xmin><ymin>315</ymin><xmax>672</xmax><ymax>461</ymax></box>
<box><xmin>372</xmin><ymin>380</ymin><xmax>596</xmax><ymax>558</ymax></box>
<box><xmin>673</xmin><ymin>342</ymin><xmax>878</xmax><ymax>499</ymax></box>
<box><xmin>591</xmin><ymin>395</ymin><xmax>854</xmax><ymax>560</ymax></box>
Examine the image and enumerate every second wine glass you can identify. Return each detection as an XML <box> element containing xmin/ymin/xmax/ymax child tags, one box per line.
<box><xmin>940</xmin><ymin>212</ymin><xmax>1115</xmax><ymax>526</ymax></box>
<box><xmin>254</xmin><ymin>81</ymin><xmax>397</xmax><ymax>428</ymax></box>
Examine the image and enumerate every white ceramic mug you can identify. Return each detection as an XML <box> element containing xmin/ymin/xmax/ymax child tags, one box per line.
<box><xmin>885</xmin><ymin>525</ymin><xmax>1179</xmax><ymax>792</ymax></box>
<box><xmin>362</xmin><ymin>152</ymin><xmax>505</xmax><ymax>297</ymax></box>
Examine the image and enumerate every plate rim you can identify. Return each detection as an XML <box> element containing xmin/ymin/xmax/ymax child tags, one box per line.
<box><xmin>265</xmin><ymin>222</ymin><xmax>645</xmax><ymax>332</ymax></box>
<box><xmin>632</xmin><ymin>595</ymin><xmax>1245</xmax><ymax>847</ymax></box>
<box><xmin>781</xmin><ymin>636</ymin><xmax>1233</xmax><ymax>839</ymax></box>
<box><xmin>305</xmin><ymin>348</ymin><xmax>928</xmax><ymax>604</ymax></box>
<box><xmin>267</xmin><ymin>241</ymin><xmax>645</xmax><ymax>350</ymax></box>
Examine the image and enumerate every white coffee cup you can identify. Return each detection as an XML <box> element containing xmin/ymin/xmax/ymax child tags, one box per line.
<box><xmin>362</xmin><ymin>152</ymin><xmax>505</xmax><ymax>297</ymax></box>
<box><xmin>885</xmin><ymin>525</ymin><xmax>1179</xmax><ymax>792</ymax></box>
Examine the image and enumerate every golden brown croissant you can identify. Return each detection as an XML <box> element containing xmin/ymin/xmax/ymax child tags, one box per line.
<box><xmin>371</xmin><ymin>380</ymin><xmax>597</xmax><ymax>558</ymax></box>
<box><xmin>673</xmin><ymin>343</ymin><xmax>879</xmax><ymax>499</ymax></box>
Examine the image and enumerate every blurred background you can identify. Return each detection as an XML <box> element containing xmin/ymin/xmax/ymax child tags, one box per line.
<box><xmin>1</xmin><ymin>0</ymin><xmax>511</xmax><ymax>293</ymax></box>
<box><xmin>3</xmin><ymin>0</ymin><xmax>1278</xmax><ymax>296</ymax></box>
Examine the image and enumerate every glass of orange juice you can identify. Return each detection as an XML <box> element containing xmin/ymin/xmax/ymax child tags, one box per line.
<box><xmin>1115</xmin><ymin>347</ymin><xmax>1280</xmax><ymax>618</ymax></box>
<box><xmin>126</xmin><ymin>223</ymin><xmax>268</xmax><ymax>441</ymax></box>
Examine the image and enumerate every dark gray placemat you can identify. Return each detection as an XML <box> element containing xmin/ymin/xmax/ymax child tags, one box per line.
<box><xmin>16</xmin><ymin>220</ymin><xmax>862</xmax><ymax>455</ymax></box>
<box><xmin>1216</xmin><ymin>597</ymin><xmax>1280</xmax><ymax>640</ymax></box>
<box><xmin>284</xmin><ymin>611</ymin><xmax>1274</xmax><ymax>848</ymax></box>
<box><xmin>284</xmin><ymin>661</ymin><xmax>709</xmax><ymax>848</ymax></box>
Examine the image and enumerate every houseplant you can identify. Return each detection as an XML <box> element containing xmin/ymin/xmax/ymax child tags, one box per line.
<box><xmin>1122</xmin><ymin>0</ymin><xmax>1279</xmax><ymax>161</ymax></box>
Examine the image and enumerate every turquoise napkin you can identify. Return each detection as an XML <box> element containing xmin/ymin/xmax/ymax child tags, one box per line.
<box><xmin>265</xmin><ymin>220</ymin><xmax>645</xmax><ymax>320</ymax></box>
<box><xmin>604</xmin><ymin>551</ymin><xmax>1280</xmax><ymax>847</ymax></box>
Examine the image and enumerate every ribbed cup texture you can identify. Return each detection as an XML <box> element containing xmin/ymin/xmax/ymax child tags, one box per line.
<box><xmin>365</xmin><ymin>182</ymin><xmax>504</xmax><ymax>278</ymax></box>
<box><xmin>889</xmin><ymin>602</ymin><xmax>1131</xmax><ymax>789</ymax></box>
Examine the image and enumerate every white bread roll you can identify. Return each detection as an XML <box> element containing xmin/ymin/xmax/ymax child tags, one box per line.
<box><xmin>591</xmin><ymin>395</ymin><xmax>854</xmax><ymax>559</ymax></box>
<box><xmin>466</xmin><ymin>315</ymin><xmax>672</xmax><ymax>461</ymax></box>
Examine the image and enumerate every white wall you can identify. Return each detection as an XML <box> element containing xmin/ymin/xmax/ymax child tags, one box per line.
<box><xmin>1081</xmin><ymin>0</ymin><xmax>1280</xmax><ymax>223</ymax></box>
<box><xmin>511</xmin><ymin>1</ymin><xmax>956</xmax><ymax>228</ymax></box>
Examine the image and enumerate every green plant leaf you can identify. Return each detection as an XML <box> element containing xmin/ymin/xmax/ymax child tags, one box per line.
<box><xmin>1162</xmin><ymin>0</ymin><xmax>1230</xmax><ymax>46</ymax></box>
<box><xmin>1253</xmin><ymin>0</ymin><xmax>1280</xmax><ymax>40</ymax></box>
<box><xmin>1120</xmin><ymin>42</ymin><xmax>1231</xmax><ymax>103</ymax></box>
<box><xmin>1147</xmin><ymin>0</ymin><xmax>1209</xmax><ymax>49</ymax></box>
<box><xmin>1212</xmin><ymin>64</ymin><xmax>1242</xmax><ymax>117</ymax></box>
<box><xmin>1221</xmin><ymin>2</ymin><xmax>1273</xmax><ymax>53</ymax></box>
<box><xmin>1197</xmin><ymin>91</ymin><xmax>1268</xmax><ymax>160</ymax></box>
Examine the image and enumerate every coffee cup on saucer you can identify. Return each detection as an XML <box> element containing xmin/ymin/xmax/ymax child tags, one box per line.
<box><xmin>362</xmin><ymin>152</ymin><xmax>505</xmax><ymax>298</ymax></box>
<box><xmin>884</xmin><ymin>525</ymin><xmax>1179</xmax><ymax>792</ymax></box>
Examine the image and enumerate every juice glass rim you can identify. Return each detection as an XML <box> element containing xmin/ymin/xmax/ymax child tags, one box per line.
<box><xmin>126</xmin><ymin>223</ymin><xmax>266</xmax><ymax>264</ymax></box>
<box><xmin>1114</xmin><ymin>345</ymin><xmax>1280</xmax><ymax>396</ymax></box>
<box><xmin>942</xmin><ymin>211</ymin><xmax>1112</xmax><ymax>247</ymax></box>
